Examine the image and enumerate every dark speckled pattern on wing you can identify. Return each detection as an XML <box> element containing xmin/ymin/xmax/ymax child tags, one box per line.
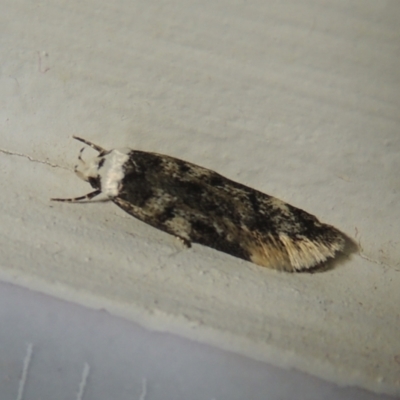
<box><xmin>111</xmin><ymin>151</ymin><xmax>345</xmax><ymax>272</ymax></box>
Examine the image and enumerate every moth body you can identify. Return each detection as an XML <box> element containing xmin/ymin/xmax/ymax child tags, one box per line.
<box><xmin>52</xmin><ymin>136</ymin><xmax>346</xmax><ymax>272</ymax></box>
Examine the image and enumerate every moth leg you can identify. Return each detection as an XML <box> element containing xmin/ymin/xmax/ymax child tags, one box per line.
<box><xmin>175</xmin><ymin>236</ymin><xmax>192</xmax><ymax>248</ymax></box>
<box><xmin>51</xmin><ymin>189</ymin><xmax>102</xmax><ymax>203</ymax></box>
<box><xmin>72</xmin><ymin>136</ymin><xmax>106</xmax><ymax>153</ymax></box>
<box><xmin>73</xmin><ymin>148</ymin><xmax>91</xmax><ymax>181</ymax></box>
<box><xmin>77</xmin><ymin>147</ymin><xmax>85</xmax><ymax>163</ymax></box>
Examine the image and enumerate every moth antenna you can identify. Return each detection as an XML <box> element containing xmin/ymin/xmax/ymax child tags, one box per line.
<box><xmin>73</xmin><ymin>136</ymin><xmax>106</xmax><ymax>153</ymax></box>
<box><xmin>51</xmin><ymin>189</ymin><xmax>102</xmax><ymax>203</ymax></box>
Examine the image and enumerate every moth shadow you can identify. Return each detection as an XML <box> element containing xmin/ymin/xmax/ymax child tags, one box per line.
<box><xmin>307</xmin><ymin>233</ymin><xmax>359</xmax><ymax>274</ymax></box>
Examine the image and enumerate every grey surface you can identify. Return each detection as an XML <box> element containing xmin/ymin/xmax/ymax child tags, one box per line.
<box><xmin>1</xmin><ymin>0</ymin><xmax>400</xmax><ymax>396</ymax></box>
<box><xmin>0</xmin><ymin>281</ymin><xmax>395</xmax><ymax>400</ymax></box>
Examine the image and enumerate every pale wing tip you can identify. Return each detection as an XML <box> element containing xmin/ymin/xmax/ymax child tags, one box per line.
<box><xmin>280</xmin><ymin>232</ymin><xmax>345</xmax><ymax>272</ymax></box>
<box><xmin>249</xmin><ymin>228</ymin><xmax>350</xmax><ymax>272</ymax></box>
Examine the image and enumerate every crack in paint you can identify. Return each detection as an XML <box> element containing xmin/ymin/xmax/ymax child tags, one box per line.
<box><xmin>0</xmin><ymin>147</ymin><xmax>68</xmax><ymax>170</ymax></box>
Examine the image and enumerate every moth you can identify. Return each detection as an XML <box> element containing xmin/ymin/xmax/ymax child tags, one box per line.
<box><xmin>52</xmin><ymin>136</ymin><xmax>346</xmax><ymax>272</ymax></box>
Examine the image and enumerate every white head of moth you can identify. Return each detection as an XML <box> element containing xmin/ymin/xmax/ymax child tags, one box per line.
<box><xmin>52</xmin><ymin>136</ymin><xmax>130</xmax><ymax>202</ymax></box>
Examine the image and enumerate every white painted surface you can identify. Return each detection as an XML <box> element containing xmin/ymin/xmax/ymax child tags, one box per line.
<box><xmin>1</xmin><ymin>0</ymin><xmax>399</xmax><ymax>396</ymax></box>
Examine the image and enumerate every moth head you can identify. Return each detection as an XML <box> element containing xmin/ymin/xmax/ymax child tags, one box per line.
<box><xmin>51</xmin><ymin>136</ymin><xmax>131</xmax><ymax>203</ymax></box>
<box><xmin>74</xmin><ymin>148</ymin><xmax>107</xmax><ymax>190</ymax></box>
<box><xmin>72</xmin><ymin>136</ymin><xmax>131</xmax><ymax>198</ymax></box>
